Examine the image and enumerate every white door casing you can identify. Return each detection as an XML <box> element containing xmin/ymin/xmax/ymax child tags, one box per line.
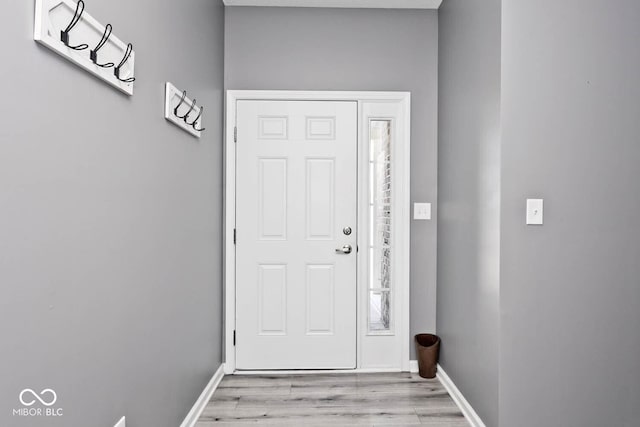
<box><xmin>225</xmin><ymin>91</ymin><xmax>411</xmax><ymax>373</ymax></box>
<box><xmin>235</xmin><ymin>100</ymin><xmax>358</xmax><ymax>369</ymax></box>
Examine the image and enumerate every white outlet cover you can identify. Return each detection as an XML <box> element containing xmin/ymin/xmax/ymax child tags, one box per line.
<box><xmin>526</xmin><ymin>199</ymin><xmax>544</xmax><ymax>225</ymax></box>
<box><xmin>414</xmin><ymin>203</ymin><xmax>431</xmax><ymax>220</ymax></box>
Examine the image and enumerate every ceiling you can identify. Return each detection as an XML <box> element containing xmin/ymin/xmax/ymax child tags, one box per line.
<box><xmin>222</xmin><ymin>0</ymin><xmax>443</xmax><ymax>9</ymax></box>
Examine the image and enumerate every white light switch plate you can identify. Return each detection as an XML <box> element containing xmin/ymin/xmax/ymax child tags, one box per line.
<box><xmin>526</xmin><ymin>199</ymin><xmax>543</xmax><ymax>225</ymax></box>
<box><xmin>414</xmin><ymin>203</ymin><xmax>431</xmax><ymax>220</ymax></box>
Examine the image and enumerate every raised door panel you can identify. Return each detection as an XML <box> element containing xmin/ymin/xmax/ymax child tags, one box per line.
<box><xmin>258</xmin><ymin>264</ymin><xmax>287</xmax><ymax>335</ymax></box>
<box><xmin>306</xmin><ymin>158</ymin><xmax>335</xmax><ymax>240</ymax></box>
<box><xmin>259</xmin><ymin>158</ymin><xmax>287</xmax><ymax>240</ymax></box>
<box><xmin>306</xmin><ymin>265</ymin><xmax>335</xmax><ymax>335</ymax></box>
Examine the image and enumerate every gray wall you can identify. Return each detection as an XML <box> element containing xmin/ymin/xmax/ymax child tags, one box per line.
<box><xmin>500</xmin><ymin>1</ymin><xmax>640</xmax><ymax>426</ymax></box>
<box><xmin>225</xmin><ymin>6</ymin><xmax>440</xmax><ymax>346</ymax></box>
<box><xmin>437</xmin><ymin>0</ymin><xmax>501</xmax><ymax>425</ymax></box>
<box><xmin>0</xmin><ymin>1</ymin><xmax>224</xmax><ymax>426</ymax></box>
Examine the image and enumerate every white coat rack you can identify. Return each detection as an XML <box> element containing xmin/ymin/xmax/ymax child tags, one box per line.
<box><xmin>164</xmin><ymin>83</ymin><xmax>205</xmax><ymax>138</ymax></box>
<box><xmin>34</xmin><ymin>0</ymin><xmax>136</xmax><ymax>95</ymax></box>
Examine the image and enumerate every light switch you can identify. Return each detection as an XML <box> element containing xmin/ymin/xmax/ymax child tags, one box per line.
<box><xmin>414</xmin><ymin>203</ymin><xmax>431</xmax><ymax>220</ymax></box>
<box><xmin>526</xmin><ymin>199</ymin><xmax>543</xmax><ymax>225</ymax></box>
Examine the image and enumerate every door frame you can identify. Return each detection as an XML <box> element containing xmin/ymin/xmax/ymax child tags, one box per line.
<box><xmin>224</xmin><ymin>91</ymin><xmax>411</xmax><ymax>374</ymax></box>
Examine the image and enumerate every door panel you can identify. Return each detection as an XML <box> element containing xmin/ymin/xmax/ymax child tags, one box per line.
<box><xmin>257</xmin><ymin>264</ymin><xmax>287</xmax><ymax>335</ymax></box>
<box><xmin>258</xmin><ymin>159</ymin><xmax>287</xmax><ymax>239</ymax></box>
<box><xmin>306</xmin><ymin>158</ymin><xmax>335</xmax><ymax>240</ymax></box>
<box><xmin>236</xmin><ymin>100</ymin><xmax>357</xmax><ymax>369</ymax></box>
<box><xmin>306</xmin><ymin>264</ymin><xmax>335</xmax><ymax>335</ymax></box>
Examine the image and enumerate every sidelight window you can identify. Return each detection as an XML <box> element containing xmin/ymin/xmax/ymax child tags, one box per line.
<box><xmin>368</xmin><ymin>120</ymin><xmax>392</xmax><ymax>333</ymax></box>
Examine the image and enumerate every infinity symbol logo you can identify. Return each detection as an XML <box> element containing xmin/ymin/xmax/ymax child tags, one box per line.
<box><xmin>19</xmin><ymin>389</ymin><xmax>57</xmax><ymax>407</ymax></box>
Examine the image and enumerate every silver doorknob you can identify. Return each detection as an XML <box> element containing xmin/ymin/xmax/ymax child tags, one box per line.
<box><xmin>335</xmin><ymin>244</ymin><xmax>353</xmax><ymax>254</ymax></box>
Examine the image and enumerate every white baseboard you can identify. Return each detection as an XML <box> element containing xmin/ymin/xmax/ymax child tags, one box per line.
<box><xmin>409</xmin><ymin>360</ymin><xmax>419</xmax><ymax>373</ymax></box>
<box><xmin>179</xmin><ymin>363</ymin><xmax>225</xmax><ymax>427</ymax></box>
<box><xmin>436</xmin><ymin>364</ymin><xmax>486</xmax><ymax>427</ymax></box>
<box><xmin>233</xmin><ymin>367</ymin><xmax>402</xmax><ymax>375</ymax></box>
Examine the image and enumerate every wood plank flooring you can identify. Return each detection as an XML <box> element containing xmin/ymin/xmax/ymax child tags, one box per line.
<box><xmin>196</xmin><ymin>372</ymin><xmax>469</xmax><ymax>426</ymax></box>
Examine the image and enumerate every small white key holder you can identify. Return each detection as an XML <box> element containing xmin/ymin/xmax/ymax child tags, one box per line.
<box><xmin>34</xmin><ymin>0</ymin><xmax>136</xmax><ymax>95</ymax></box>
<box><xmin>164</xmin><ymin>83</ymin><xmax>205</xmax><ymax>138</ymax></box>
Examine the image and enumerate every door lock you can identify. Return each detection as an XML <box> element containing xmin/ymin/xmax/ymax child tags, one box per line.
<box><xmin>343</xmin><ymin>227</ymin><xmax>352</xmax><ymax>236</ymax></box>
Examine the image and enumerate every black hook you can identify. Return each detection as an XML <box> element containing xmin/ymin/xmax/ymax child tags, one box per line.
<box><xmin>175</xmin><ymin>93</ymin><xmax>195</xmax><ymax>120</ymax></box>
<box><xmin>61</xmin><ymin>0</ymin><xmax>88</xmax><ymax>50</ymax></box>
<box><xmin>90</xmin><ymin>24</ymin><xmax>114</xmax><ymax>68</ymax></box>
<box><xmin>182</xmin><ymin>98</ymin><xmax>198</xmax><ymax>123</ymax></box>
<box><xmin>173</xmin><ymin>91</ymin><xmax>188</xmax><ymax>117</ymax></box>
<box><xmin>187</xmin><ymin>106</ymin><xmax>206</xmax><ymax>132</ymax></box>
<box><xmin>114</xmin><ymin>43</ymin><xmax>135</xmax><ymax>83</ymax></box>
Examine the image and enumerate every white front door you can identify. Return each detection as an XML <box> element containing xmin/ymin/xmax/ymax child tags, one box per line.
<box><xmin>235</xmin><ymin>100</ymin><xmax>357</xmax><ymax>369</ymax></box>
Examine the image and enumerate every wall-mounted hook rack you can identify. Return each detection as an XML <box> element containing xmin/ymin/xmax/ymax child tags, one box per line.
<box><xmin>34</xmin><ymin>0</ymin><xmax>136</xmax><ymax>95</ymax></box>
<box><xmin>164</xmin><ymin>83</ymin><xmax>205</xmax><ymax>138</ymax></box>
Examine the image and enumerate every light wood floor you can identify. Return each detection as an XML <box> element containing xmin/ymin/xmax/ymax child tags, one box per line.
<box><xmin>196</xmin><ymin>372</ymin><xmax>470</xmax><ymax>426</ymax></box>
